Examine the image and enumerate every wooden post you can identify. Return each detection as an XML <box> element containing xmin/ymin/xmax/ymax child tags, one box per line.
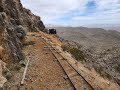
<box><xmin>20</xmin><ymin>57</ymin><xmax>30</xmax><ymax>86</ymax></box>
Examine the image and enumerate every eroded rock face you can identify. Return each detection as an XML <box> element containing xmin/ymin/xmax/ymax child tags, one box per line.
<box><xmin>0</xmin><ymin>60</ymin><xmax>7</xmax><ymax>88</ymax></box>
<box><xmin>0</xmin><ymin>0</ymin><xmax>45</xmax><ymax>87</ymax></box>
<box><xmin>0</xmin><ymin>0</ymin><xmax>45</xmax><ymax>64</ymax></box>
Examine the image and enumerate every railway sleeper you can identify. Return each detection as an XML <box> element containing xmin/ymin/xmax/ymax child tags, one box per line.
<box><xmin>69</xmin><ymin>72</ymin><xmax>78</xmax><ymax>78</ymax></box>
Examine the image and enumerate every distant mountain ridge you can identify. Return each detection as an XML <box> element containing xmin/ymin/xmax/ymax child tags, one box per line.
<box><xmin>47</xmin><ymin>24</ymin><xmax>120</xmax><ymax>31</ymax></box>
<box><xmin>55</xmin><ymin>27</ymin><xmax>120</xmax><ymax>45</ymax></box>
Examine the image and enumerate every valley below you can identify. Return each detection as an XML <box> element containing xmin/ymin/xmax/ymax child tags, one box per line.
<box><xmin>56</xmin><ymin>27</ymin><xmax>120</xmax><ymax>86</ymax></box>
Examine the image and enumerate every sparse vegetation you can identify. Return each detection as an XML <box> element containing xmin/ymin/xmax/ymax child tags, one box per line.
<box><xmin>14</xmin><ymin>65</ymin><xmax>21</xmax><ymax>71</ymax></box>
<box><xmin>69</xmin><ymin>47</ymin><xmax>85</xmax><ymax>61</ymax></box>
<box><xmin>58</xmin><ymin>27</ymin><xmax>120</xmax><ymax>87</ymax></box>
<box><xmin>23</xmin><ymin>41</ymin><xmax>35</xmax><ymax>46</ymax></box>
<box><xmin>61</xmin><ymin>44</ymin><xmax>69</xmax><ymax>52</ymax></box>
<box><xmin>61</xmin><ymin>44</ymin><xmax>85</xmax><ymax>61</ymax></box>
<box><xmin>62</xmin><ymin>42</ymin><xmax>119</xmax><ymax>88</ymax></box>
<box><xmin>94</xmin><ymin>67</ymin><xmax>112</xmax><ymax>80</ymax></box>
<box><xmin>62</xmin><ymin>43</ymin><xmax>114</xmax><ymax>81</ymax></box>
<box><xmin>115</xmin><ymin>64</ymin><xmax>120</xmax><ymax>73</ymax></box>
<box><xmin>21</xmin><ymin>52</ymin><xmax>26</xmax><ymax>62</ymax></box>
<box><xmin>3</xmin><ymin>70</ymin><xmax>13</xmax><ymax>81</ymax></box>
<box><xmin>5</xmin><ymin>72</ymin><xmax>12</xmax><ymax>81</ymax></box>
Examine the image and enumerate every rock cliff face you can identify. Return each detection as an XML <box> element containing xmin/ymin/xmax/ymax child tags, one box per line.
<box><xmin>0</xmin><ymin>0</ymin><xmax>45</xmax><ymax>63</ymax></box>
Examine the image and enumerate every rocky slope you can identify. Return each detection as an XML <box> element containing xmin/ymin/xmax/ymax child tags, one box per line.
<box><xmin>0</xmin><ymin>0</ymin><xmax>45</xmax><ymax>63</ymax></box>
<box><xmin>56</xmin><ymin>27</ymin><xmax>120</xmax><ymax>86</ymax></box>
<box><xmin>0</xmin><ymin>0</ymin><xmax>45</xmax><ymax>88</ymax></box>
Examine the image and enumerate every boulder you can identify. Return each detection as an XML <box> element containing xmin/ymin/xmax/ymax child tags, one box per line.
<box><xmin>49</xmin><ymin>29</ymin><xmax>57</xmax><ymax>34</ymax></box>
<box><xmin>15</xmin><ymin>25</ymin><xmax>26</xmax><ymax>39</ymax></box>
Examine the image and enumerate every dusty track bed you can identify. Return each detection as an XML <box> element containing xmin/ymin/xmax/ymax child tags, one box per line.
<box><xmin>19</xmin><ymin>34</ymin><xmax>74</xmax><ymax>90</ymax></box>
<box><xmin>39</xmin><ymin>36</ymin><xmax>94</xmax><ymax>90</ymax></box>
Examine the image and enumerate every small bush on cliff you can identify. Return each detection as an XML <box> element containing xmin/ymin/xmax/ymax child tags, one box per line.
<box><xmin>16</xmin><ymin>25</ymin><xmax>27</xmax><ymax>39</ymax></box>
<box><xmin>23</xmin><ymin>41</ymin><xmax>35</xmax><ymax>47</ymax></box>
<box><xmin>69</xmin><ymin>47</ymin><xmax>85</xmax><ymax>61</ymax></box>
<box><xmin>61</xmin><ymin>44</ymin><xmax>69</xmax><ymax>52</ymax></box>
<box><xmin>61</xmin><ymin>44</ymin><xmax>85</xmax><ymax>61</ymax></box>
<box><xmin>3</xmin><ymin>70</ymin><xmax>13</xmax><ymax>81</ymax></box>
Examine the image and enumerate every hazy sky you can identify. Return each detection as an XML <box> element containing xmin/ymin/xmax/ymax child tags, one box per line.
<box><xmin>21</xmin><ymin>0</ymin><xmax>120</xmax><ymax>26</ymax></box>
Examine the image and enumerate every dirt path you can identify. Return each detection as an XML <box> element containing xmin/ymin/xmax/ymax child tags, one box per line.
<box><xmin>20</xmin><ymin>34</ymin><xmax>74</xmax><ymax>90</ymax></box>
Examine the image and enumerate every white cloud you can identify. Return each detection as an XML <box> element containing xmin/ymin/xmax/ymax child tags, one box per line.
<box><xmin>21</xmin><ymin>0</ymin><xmax>88</xmax><ymax>22</ymax></box>
<box><xmin>21</xmin><ymin>0</ymin><xmax>120</xmax><ymax>26</ymax></box>
<box><xmin>96</xmin><ymin>0</ymin><xmax>120</xmax><ymax>10</ymax></box>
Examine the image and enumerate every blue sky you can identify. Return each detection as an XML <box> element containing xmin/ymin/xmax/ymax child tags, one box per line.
<box><xmin>21</xmin><ymin>0</ymin><xmax>120</xmax><ymax>26</ymax></box>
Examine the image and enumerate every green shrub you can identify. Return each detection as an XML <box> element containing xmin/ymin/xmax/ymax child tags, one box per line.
<box><xmin>61</xmin><ymin>44</ymin><xmax>69</xmax><ymax>51</ymax></box>
<box><xmin>5</xmin><ymin>74</ymin><xmax>12</xmax><ymax>80</ymax></box>
<box><xmin>69</xmin><ymin>47</ymin><xmax>85</xmax><ymax>61</ymax></box>
<box><xmin>23</xmin><ymin>41</ymin><xmax>35</xmax><ymax>46</ymax></box>
<box><xmin>61</xmin><ymin>44</ymin><xmax>85</xmax><ymax>61</ymax></box>
<box><xmin>4</xmin><ymin>71</ymin><xmax>13</xmax><ymax>81</ymax></box>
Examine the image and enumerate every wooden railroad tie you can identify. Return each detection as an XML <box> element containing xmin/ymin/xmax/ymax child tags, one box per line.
<box><xmin>20</xmin><ymin>57</ymin><xmax>30</xmax><ymax>86</ymax></box>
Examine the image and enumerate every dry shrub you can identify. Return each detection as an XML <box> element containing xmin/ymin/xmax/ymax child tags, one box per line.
<box><xmin>61</xmin><ymin>44</ymin><xmax>85</xmax><ymax>61</ymax></box>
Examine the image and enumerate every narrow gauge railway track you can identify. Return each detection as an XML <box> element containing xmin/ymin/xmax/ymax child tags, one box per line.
<box><xmin>39</xmin><ymin>36</ymin><xmax>94</xmax><ymax>90</ymax></box>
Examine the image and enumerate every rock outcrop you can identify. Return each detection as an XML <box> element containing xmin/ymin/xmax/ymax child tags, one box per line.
<box><xmin>0</xmin><ymin>0</ymin><xmax>45</xmax><ymax>63</ymax></box>
<box><xmin>0</xmin><ymin>60</ymin><xmax>7</xmax><ymax>88</ymax></box>
<box><xmin>0</xmin><ymin>0</ymin><xmax>45</xmax><ymax>87</ymax></box>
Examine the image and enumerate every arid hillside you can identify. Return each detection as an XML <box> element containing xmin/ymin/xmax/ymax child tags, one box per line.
<box><xmin>56</xmin><ymin>27</ymin><xmax>120</xmax><ymax>86</ymax></box>
<box><xmin>56</xmin><ymin>27</ymin><xmax>120</xmax><ymax>47</ymax></box>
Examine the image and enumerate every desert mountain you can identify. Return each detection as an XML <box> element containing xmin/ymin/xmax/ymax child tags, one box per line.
<box><xmin>56</xmin><ymin>27</ymin><xmax>120</xmax><ymax>86</ymax></box>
